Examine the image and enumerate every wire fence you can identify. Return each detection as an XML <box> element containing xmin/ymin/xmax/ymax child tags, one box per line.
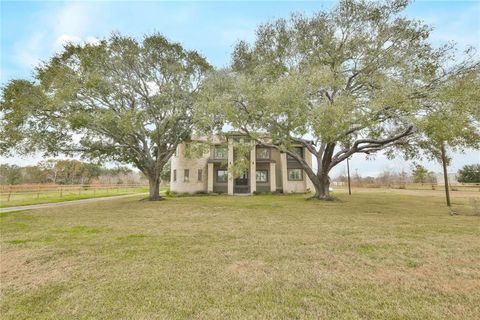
<box><xmin>0</xmin><ymin>184</ymin><xmax>148</xmax><ymax>203</ymax></box>
<box><xmin>331</xmin><ymin>181</ymin><xmax>480</xmax><ymax>191</ymax></box>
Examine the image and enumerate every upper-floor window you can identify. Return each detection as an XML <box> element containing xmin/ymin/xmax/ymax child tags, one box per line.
<box><xmin>214</xmin><ymin>146</ymin><xmax>227</xmax><ymax>159</ymax></box>
<box><xmin>287</xmin><ymin>147</ymin><xmax>303</xmax><ymax>160</ymax></box>
<box><xmin>197</xmin><ymin>169</ymin><xmax>203</xmax><ymax>182</ymax></box>
<box><xmin>173</xmin><ymin>169</ymin><xmax>177</xmax><ymax>182</ymax></box>
<box><xmin>216</xmin><ymin>169</ymin><xmax>228</xmax><ymax>183</ymax></box>
<box><xmin>256</xmin><ymin>148</ymin><xmax>270</xmax><ymax>160</ymax></box>
<box><xmin>184</xmin><ymin>169</ymin><xmax>189</xmax><ymax>182</ymax></box>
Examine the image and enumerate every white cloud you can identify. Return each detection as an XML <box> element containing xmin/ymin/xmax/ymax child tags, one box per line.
<box><xmin>13</xmin><ymin>32</ymin><xmax>45</xmax><ymax>68</ymax></box>
<box><xmin>53</xmin><ymin>2</ymin><xmax>95</xmax><ymax>37</ymax></box>
<box><xmin>85</xmin><ymin>36</ymin><xmax>101</xmax><ymax>46</ymax></box>
<box><xmin>11</xmin><ymin>1</ymin><xmax>100</xmax><ymax>69</ymax></box>
<box><xmin>54</xmin><ymin>34</ymin><xmax>82</xmax><ymax>49</ymax></box>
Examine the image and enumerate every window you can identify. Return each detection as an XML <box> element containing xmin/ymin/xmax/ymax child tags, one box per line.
<box><xmin>216</xmin><ymin>169</ymin><xmax>228</xmax><ymax>183</ymax></box>
<box><xmin>214</xmin><ymin>146</ymin><xmax>227</xmax><ymax>159</ymax></box>
<box><xmin>256</xmin><ymin>148</ymin><xmax>270</xmax><ymax>160</ymax></box>
<box><xmin>184</xmin><ymin>169</ymin><xmax>189</xmax><ymax>182</ymax></box>
<box><xmin>197</xmin><ymin>169</ymin><xmax>203</xmax><ymax>182</ymax></box>
<box><xmin>288</xmin><ymin>147</ymin><xmax>303</xmax><ymax>160</ymax></box>
<box><xmin>288</xmin><ymin>169</ymin><xmax>303</xmax><ymax>181</ymax></box>
<box><xmin>173</xmin><ymin>169</ymin><xmax>177</xmax><ymax>182</ymax></box>
<box><xmin>256</xmin><ymin>170</ymin><xmax>268</xmax><ymax>183</ymax></box>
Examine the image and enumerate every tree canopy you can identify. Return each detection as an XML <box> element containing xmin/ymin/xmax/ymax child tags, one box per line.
<box><xmin>196</xmin><ymin>0</ymin><xmax>479</xmax><ymax>199</ymax></box>
<box><xmin>416</xmin><ymin>68</ymin><xmax>480</xmax><ymax>162</ymax></box>
<box><xmin>1</xmin><ymin>33</ymin><xmax>211</xmax><ymax>200</ymax></box>
<box><xmin>0</xmin><ymin>159</ymin><xmax>142</xmax><ymax>185</ymax></box>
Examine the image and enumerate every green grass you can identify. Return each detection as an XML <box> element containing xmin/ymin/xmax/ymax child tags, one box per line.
<box><xmin>0</xmin><ymin>187</ymin><xmax>150</xmax><ymax>208</ymax></box>
<box><xmin>1</xmin><ymin>190</ymin><xmax>479</xmax><ymax>319</ymax></box>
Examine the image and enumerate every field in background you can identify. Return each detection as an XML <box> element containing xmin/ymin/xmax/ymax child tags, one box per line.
<box><xmin>332</xmin><ymin>182</ymin><xmax>480</xmax><ymax>192</ymax></box>
<box><xmin>332</xmin><ymin>185</ymin><xmax>480</xmax><ymax>216</ymax></box>
<box><xmin>0</xmin><ymin>184</ymin><xmax>150</xmax><ymax>208</ymax></box>
<box><xmin>1</xmin><ymin>190</ymin><xmax>479</xmax><ymax>319</ymax></box>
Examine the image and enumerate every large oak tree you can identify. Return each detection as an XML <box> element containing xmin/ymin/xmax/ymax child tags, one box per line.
<box><xmin>1</xmin><ymin>33</ymin><xmax>211</xmax><ymax>200</ymax></box>
<box><xmin>197</xmin><ymin>0</ymin><xmax>479</xmax><ymax>200</ymax></box>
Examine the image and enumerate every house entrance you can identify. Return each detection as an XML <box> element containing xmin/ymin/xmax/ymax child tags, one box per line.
<box><xmin>234</xmin><ymin>171</ymin><xmax>249</xmax><ymax>193</ymax></box>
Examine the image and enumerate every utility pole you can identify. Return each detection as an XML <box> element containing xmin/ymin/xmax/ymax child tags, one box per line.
<box><xmin>347</xmin><ymin>157</ymin><xmax>351</xmax><ymax>195</ymax></box>
<box><xmin>440</xmin><ymin>141</ymin><xmax>451</xmax><ymax>207</ymax></box>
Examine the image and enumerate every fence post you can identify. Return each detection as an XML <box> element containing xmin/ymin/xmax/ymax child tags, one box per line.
<box><xmin>60</xmin><ymin>187</ymin><xmax>63</xmax><ymax>198</ymax></box>
<box><xmin>37</xmin><ymin>191</ymin><xmax>40</xmax><ymax>199</ymax></box>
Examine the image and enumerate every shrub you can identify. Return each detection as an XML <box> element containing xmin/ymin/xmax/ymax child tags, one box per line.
<box><xmin>165</xmin><ymin>190</ymin><xmax>177</xmax><ymax>197</ymax></box>
<box><xmin>457</xmin><ymin>164</ymin><xmax>480</xmax><ymax>183</ymax></box>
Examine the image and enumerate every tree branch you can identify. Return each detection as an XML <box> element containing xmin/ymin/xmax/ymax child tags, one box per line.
<box><xmin>330</xmin><ymin>125</ymin><xmax>415</xmax><ymax>170</ymax></box>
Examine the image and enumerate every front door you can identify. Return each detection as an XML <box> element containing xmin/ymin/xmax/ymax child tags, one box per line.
<box><xmin>234</xmin><ymin>171</ymin><xmax>249</xmax><ymax>193</ymax></box>
<box><xmin>235</xmin><ymin>171</ymin><xmax>248</xmax><ymax>185</ymax></box>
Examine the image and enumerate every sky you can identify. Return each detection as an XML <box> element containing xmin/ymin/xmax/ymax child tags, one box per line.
<box><xmin>1</xmin><ymin>0</ymin><xmax>479</xmax><ymax>176</ymax></box>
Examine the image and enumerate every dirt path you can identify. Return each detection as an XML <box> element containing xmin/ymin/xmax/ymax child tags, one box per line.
<box><xmin>0</xmin><ymin>193</ymin><xmax>148</xmax><ymax>213</ymax></box>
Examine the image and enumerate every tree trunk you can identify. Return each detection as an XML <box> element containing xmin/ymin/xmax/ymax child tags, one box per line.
<box><xmin>317</xmin><ymin>174</ymin><xmax>333</xmax><ymax>200</ymax></box>
<box><xmin>440</xmin><ymin>142</ymin><xmax>451</xmax><ymax>207</ymax></box>
<box><xmin>148</xmin><ymin>176</ymin><xmax>162</xmax><ymax>201</ymax></box>
<box><xmin>298</xmin><ymin>146</ymin><xmax>335</xmax><ymax>201</ymax></box>
<box><xmin>312</xmin><ymin>173</ymin><xmax>333</xmax><ymax>200</ymax></box>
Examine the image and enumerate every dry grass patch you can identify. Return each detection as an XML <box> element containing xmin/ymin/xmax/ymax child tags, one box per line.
<box><xmin>0</xmin><ymin>248</ymin><xmax>75</xmax><ymax>293</ymax></box>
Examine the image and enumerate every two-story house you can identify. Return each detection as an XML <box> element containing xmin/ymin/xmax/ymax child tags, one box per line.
<box><xmin>170</xmin><ymin>133</ymin><xmax>313</xmax><ymax>195</ymax></box>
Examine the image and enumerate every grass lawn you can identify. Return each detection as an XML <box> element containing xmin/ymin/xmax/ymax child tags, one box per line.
<box><xmin>0</xmin><ymin>187</ymin><xmax>150</xmax><ymax>208</ymax></box>
<box><xmin>1</xmin><ymin>190</ymin><xmax>479</xmax><ymax>319</ymax></box>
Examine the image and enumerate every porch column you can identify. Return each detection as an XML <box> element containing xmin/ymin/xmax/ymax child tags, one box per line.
<box><xmin>280</xmin><ymin>153</ymin><xmax>288</xmax><ymax>193</ymax></box>
<box><xmin>207</xmin><ymin>162</ymin><xmax>214</xmax><ymax>193</ymax></box>
<box><xmin>227</xmin><ymin>139</ymin><xmax>234</xmax><ymax>195</ymax></box>
<box><xmin>269</xmin><ymin>162</ymin><xmax>276</xmax><ymax>192</ymax></box>
<box><xmin>250</xmin><ymin>144</ymin><xmax>256</xmax><ymax>194</ymax></box>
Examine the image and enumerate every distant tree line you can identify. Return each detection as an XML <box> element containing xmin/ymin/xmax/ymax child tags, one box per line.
<box><xmin>0</xmin><ymin>160</ymin><xmax>147</xmax><ymax>185</ymax></box>
<box><xmin>457</xmin><ymin>164</ymin><xmax>480</xmax><ymax>183</ymax></box>
<box><xmin>335</xmin><ymin>168</ymin><xmax>414</xmax><ymax>188</ymax></box>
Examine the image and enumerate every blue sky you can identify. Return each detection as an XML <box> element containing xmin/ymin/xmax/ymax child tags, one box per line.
<box><xmin>1</xmin><ymin>0</ymin><xmax>479</xmax><ymax>175</ymax></box>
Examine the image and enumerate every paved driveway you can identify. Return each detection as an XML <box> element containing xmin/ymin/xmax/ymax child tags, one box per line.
<box><xmin>0</xmin><ymin>193</ymin><xmax>148</xmax><ymax>213</ymax></box>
